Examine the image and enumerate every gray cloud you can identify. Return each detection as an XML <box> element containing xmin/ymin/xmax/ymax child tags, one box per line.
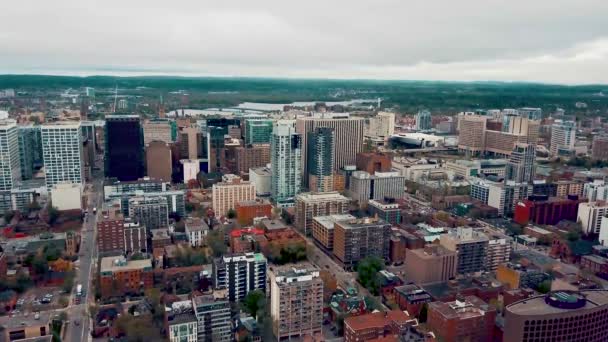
<box><xmin>1</xmin><ymin>0</ymin><xmax>608</xmax><ymax>84</ymax></box>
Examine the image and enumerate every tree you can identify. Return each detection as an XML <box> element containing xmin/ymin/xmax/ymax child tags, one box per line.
<box><xmin>537</xmin><ymin>280</ymin><xmax>552</xmax><ymax>294</ymax></box>
<box><xmin>207</xmin><ymin>229</ymin><xmax>227</xmax><ymax>257</ymax></box>
<box><xmin>566</xmin><ymin>230</ymin><xmax>580</xmax><ymax>241</ymax></box>
<box><xmin>241</xmin><ymin>290</ymin><xmax>265</xmax><ymax>319</ymax></box>
<box><xmin>61</xmin><ymin>272</ymin><xmax>75</xmax><ymax>293</ymax></box>
<box><xmin>356</xmin><ymin>256</ymin><xmax>384</xmax><ymax>295</ymax></box>
<box><xmin>227</xmin><ymin>208</ymin><xmax>237</xmax><ymax>219</ymax></box>
<box><xmin>115</xmin><ymin>315</ymin><xmax>159</xmax><ymax>342</ymax></box>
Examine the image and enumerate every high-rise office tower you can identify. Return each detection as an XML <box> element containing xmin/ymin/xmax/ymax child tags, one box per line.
<box><xmin>307</xmin><ymin>127</ymin><xmax>335</xmax><ymax>192</ymax></box>
<box><xmin>17</xmin><ymin>124</ymin><xmax>42</xmax><ymax>180</ymax></box>
<box><xmin>244</xmin><ymin>119</ymin><xmax>273</xmax><ymax>145</ymax></box>
<box><xmin>179</xmin><ymin>125</ymin><xmax>204</xmax><ymax>160</ymax></box>
<box><xmin>143</xmin><ymin>119</ymin><xmax>175</xmax><ymax>145</ymax></box>
<box><xmin>271</xmin><ymin>120</ymin><xmax>301</xmax><ymax>207</ymax></box>
<box><xmin>518</xmin><ymin>107</ymin><xmax>542</xmax><ymax>120</ymax></box>
<box><xmin>213</xmin><ymin>252</ymin><xmax>267</xmax><ymax>302</ymax></box>
<box><xmin>145</xmin><ymin>141</ymin><xmax>172</xmax><ymax>182</ymax></box>
<box><xmin>505</xmin><ymin>143</ymin><xmax>535</xmax><ymax>183</ymax></box>
<box><xmin>550</xmin><ymin>120</ymin><xmax>576</xmax><ymax>155</ymax></box>
<box><xmin>41</xmin><ymin>122</ymin><xmax>84</xmax><ymax>189</ymax></box>
<box><xmin>270</xmin><ymin>264</ymin><xmax>323</xmax><ymax>341</ymax></box>
<box><xmin>0</xmin><ymin>119</ymin><xmax>21</xmax><ymax>190</ymax></box>
<box><xmin>105</xmin><ymin>115</ymin><xmax>144</xmax><ymax>181</ymax></box>
<box><xmin>364</xmin><ymin>111</ymin><xmax>395</xmax><ymax>142</ymax></box>
<box><xmin>296</xmin><ymin>113</ymin><xmax>364</xmax><ymax>183</ymax></box>
<box><xmin>415</xmin><ymin>110</ymin><xmax>432</xmax><ymax>131</ymax></box>
<box><xmin>592</xmin><ymin>135</ymin><xmax>608</xmax><ymax>160</ymax></box>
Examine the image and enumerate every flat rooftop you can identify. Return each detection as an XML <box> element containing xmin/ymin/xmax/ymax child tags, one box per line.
<box><xmin>100</xmin><ymin>257</ymin><xmax>152</xmax><ymax>273</ymax></box>
<box><xmin>0</xmin><ymin>310</ymin><xmax>52</xmax><ymax>330</ymax></box>
<box><xmin>507</xmin><ymin>290</ymin><xmax>608</xmax><ymax>316</ymax></box>
<box><xmin>313</xmin><ymin>214</ymin><xmax>356</xmax><ymax>229</ymax></box>
<box><xmin>345</xmin><ymin>310</ymin><xmax>411</xmax><ymax>331</ymax></box>
<box><xmin>428</xmin><ymin>296</ymin><xmax>493</xmax><ymax>320</ymax></box>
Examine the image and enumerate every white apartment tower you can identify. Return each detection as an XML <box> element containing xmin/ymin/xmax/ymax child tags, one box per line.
<box><xmin>505</xmin><ymin>143</ymin><xmax>535</xmax><ymax>183</ymax></box>
<box><xmin>41</xmin><ymin>122</ymin><xmax>84</xmax><ymax>189</ymax></box>
<box><xmin>271</xmin><ymin>120</ymin><xmax>302</xmax><ymax>207</ymax></box>
<box><xmin>550</xmin><ymin>121</ymin><xmax>576</xmax><ymax>155</ymax></box>
<box><xmin>0</xmin><ymin>119</ymin><xmax>21</xmax><ymax>191</ymax></box>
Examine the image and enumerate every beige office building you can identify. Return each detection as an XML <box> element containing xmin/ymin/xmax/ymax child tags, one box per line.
<box><xmin>146</xmin><ymin>141</ymin><xmax>172</xmax><ymax>182</ymax></box>
<box><xmin>296</xmin><ymin>113</ymin><xmax>364</xmax><ymax>179</ymax></box>
<box><xmin>212</xmin><ymin>174</ymin><xmax>256</xmax><ymax>217</ymax></box>
<box><xmin>404</xmin><ymin>245</ymin><xmax>457</xmax><ymax>284</ymax></box>
<box><xmin>143</xmin><ymin>120</ymin><xmax>173</xmax><ymax>145</ymax></box>
<box><xmin>294</xmin><ymin>191</ymin><xmax>350</xmax><ymax>236</ymax></box>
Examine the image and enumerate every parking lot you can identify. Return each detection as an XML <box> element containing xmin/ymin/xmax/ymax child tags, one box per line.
<box><xmin>13</xmin><ymin>287</ymin><xmax>68</xmax><ymax>315</ymax></box>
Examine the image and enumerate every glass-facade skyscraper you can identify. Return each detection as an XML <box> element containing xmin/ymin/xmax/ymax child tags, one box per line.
<box><xmin>244</xmin><ymin>119</ymin><xmax>273</xmax><ymax>145</ymax></box>
<box><xmin>105</xmin><ymin>115</ymin><xmax>144</xmax><ymax>181</ymax></box>
<box><xmin>307</xmin><ymin>127</ymin><xmax>335</xmax><ymax>192</ymax></box>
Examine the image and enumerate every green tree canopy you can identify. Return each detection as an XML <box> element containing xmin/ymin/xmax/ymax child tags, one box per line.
<box><xmin>241</xmin><ymin>290</ymin><xmax>265</xmax><ymax>319</ymax></box>
<box><xmin>356</xmin><ymin>256</ymin><xmax>384</xmax><ymax>295</ymax></box>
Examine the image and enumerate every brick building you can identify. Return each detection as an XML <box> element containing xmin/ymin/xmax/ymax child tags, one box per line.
<box><xmin>427</xmin><ymin>296</ymin><xmax>496</xmax><ymax>342</ymax></box>
<box><xmin>235</xmin><ymin>144</ymin><xmax>270</xmax><ymax>176</ymax></box>
<box><xmin>394</xmin><ymin>284</ymin><xmax>433</xmax><ymax>317</ymax></box>
<box><xmin>234</xmin><ymin>199</ymin><xmax>272</xmax><ymax>226</ymax></box>
<box><xmin>355</xmin><ymin>152</ymin><xmax>392</xmax><ymax>175</ymax></box>
<box><xmin>230</xmin><ymin>228</ymin><xmax>267</xmax><ymax>254</ymax></box>
<box><xmin>99</xmin><ymin>256</ymin><xmax>153</xmax><ymax>298</ymax></box>
<box><xmin>514</xmin><ymin>194</ymin><xmax>582</xmax><ymax>225</ymax></box>
<box><xmin>344</xmin><ymin>310</ymin><xmax>415</xmax><ymax>342</ymax></box>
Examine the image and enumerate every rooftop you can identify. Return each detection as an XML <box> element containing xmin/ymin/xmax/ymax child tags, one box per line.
<box><xmin>506</xmin><ymin>290</ymin><xmax>608</xmax><ymax>316</ymax></box>
<box><xmin>313</xmin><ymin>214</ymin><xmax>356</xmax><ymax>229</ymax></box>
<box><xmin>428</xmin><ymin>296</ymin><xmax>494</xmax><ymax>320</ymax></box>
<box><xmin>296</xmin><ymin>191</ymin><xmax>350</xmax><ymax>202</ymax></box>
<box><xmin>344</xmin><ymin>310</ymin><xmax>413</xmax><ymax>331</ymax></box>
<box><xmin>0</xmin><ymin>310</ymin><xmax>52</xmax><ymax>330</ymax></box>
<box><xmin>100</xmin><ymin>256</ymin><xmax>152</xmax><ymax>273</ymax></box>
<box><xmin>335</xmin><ymin>217</ymin><xmax>389</xmax><ymax>229</ymax></box>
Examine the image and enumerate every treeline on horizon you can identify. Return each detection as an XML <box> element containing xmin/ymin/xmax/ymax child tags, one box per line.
<box><xmin>1</xmin><ymin>74</ymin><xmax>607</xmax><ymax>114</ymax></box>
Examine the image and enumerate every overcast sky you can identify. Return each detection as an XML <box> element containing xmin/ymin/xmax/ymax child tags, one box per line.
<box><xmin>1</xmin><ymin>0</ymin><xmax>608</xmax><ymax>84</ymax></box>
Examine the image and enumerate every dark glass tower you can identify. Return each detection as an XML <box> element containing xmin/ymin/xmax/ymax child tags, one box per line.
<box><xmin>307</xmin><ymin>127</ymin><xmax>335</xmax><ymax>192</ymax></box>
<box><xmin>105</xmin><ymin>115</ymin><xmax>144</xmax><ymax>181</ymax></box>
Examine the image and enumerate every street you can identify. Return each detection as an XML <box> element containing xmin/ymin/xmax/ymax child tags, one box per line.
<box><xmin>295</xmin><ymin>229</ymin><xmax>374</xmax><ymax>298</ymax></box>
<box><xmin>64</xmin><ymin>176</ymin><xmax>103</xmax><ymax>342</ymax></box>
